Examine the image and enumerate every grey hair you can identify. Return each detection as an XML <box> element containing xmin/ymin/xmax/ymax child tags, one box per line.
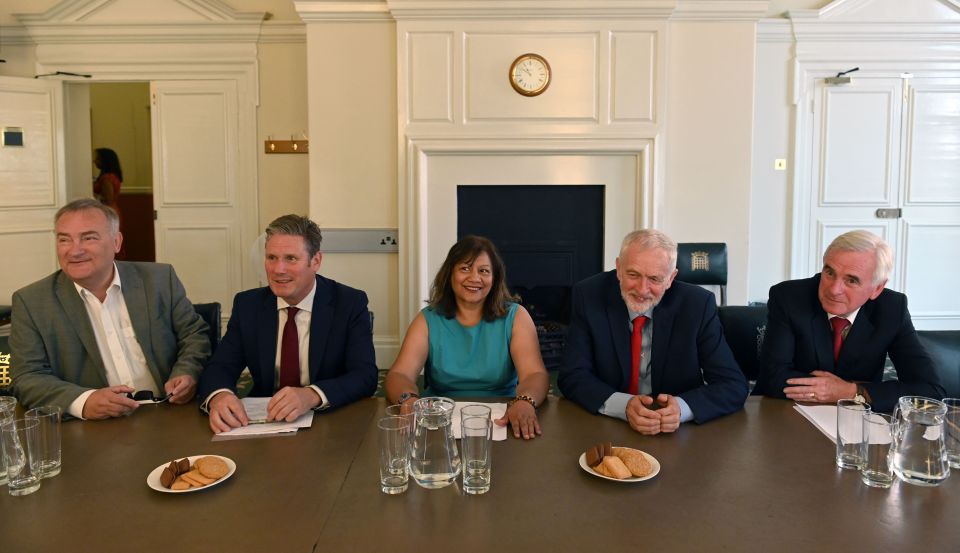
<box><xmin>619</xmin><ymin>229</ymin><xmax>678</xmax><ymax>270</ymax></box>
<box><xmin>55</xmin><ymin>198</ymin><xmax>120</xmax><ymax>235</ymax></box>
<box><xmin>824</xmin><ymin>230</ymin><xmax>893</xmax><ymax>285</ymax></box>
<box><xmin>265</xmin><ymin>214</ymin><xmax>323</xmax><ymax>258</ymax></box>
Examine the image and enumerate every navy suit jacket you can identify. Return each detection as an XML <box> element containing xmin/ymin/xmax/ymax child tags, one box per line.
<box><xmin>558</xmin><ymin>271</ymin><xmax>748</xmax><ymax>423</ymax></box>
<box><xmin>197</xmin><ymin>275</ymin><xmax>377</xmax><ymax>410</ymax></box>
<box><xmin>756</xmin><ymin>274</ymin><xmax>943</xmax><ymax>413</ymax></box>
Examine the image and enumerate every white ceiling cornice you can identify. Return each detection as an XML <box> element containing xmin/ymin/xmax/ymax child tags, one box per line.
<box><xmin>294</xmin><ymin>1</ymin><xmax>393</xmax><ymax>22</ymax></box>
<box><xmin>788</xmin><ymin>0</ymin><xmax>960</xmax><ymax>43</ymax></box>
<box><xmin>670</xmin><ymin>1</ymin><xmax>769</xmax><ymax>21</ymax></box>
<box><xmin>294</xmin><ymin>0</ymin><xmax>771</xmax><ymax>22</ymax></box>
<box><xmin>14</xmin><ymin>0</ymin><xmax>267</xmax><ymax>44</ymax></box>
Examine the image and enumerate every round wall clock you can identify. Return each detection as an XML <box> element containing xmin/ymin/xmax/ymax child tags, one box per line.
<box><xmin>509</xmin><ymin>53</ymin><xmax>551</xmax><ymax>97</ymax></box>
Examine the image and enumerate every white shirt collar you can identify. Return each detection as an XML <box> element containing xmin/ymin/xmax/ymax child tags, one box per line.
<box><xmin>828</xmin><ymin>307</ymin><xmax>860</xmax><ymax>326</ymax></box>
<box><xmin>73</xmin><ymin>262</ymin><xmax>121</xmax><ymax>300</ymax></box>
<box><xmin>276</xmin><ymin>278</ymin><xmax>317</xmax><ymax>313</ymax></box>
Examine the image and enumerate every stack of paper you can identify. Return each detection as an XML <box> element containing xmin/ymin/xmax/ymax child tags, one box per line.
<box><xmin>212</xmin><ymin>397</ymin><xmax>314</xmax><ymax>441</ymax></box>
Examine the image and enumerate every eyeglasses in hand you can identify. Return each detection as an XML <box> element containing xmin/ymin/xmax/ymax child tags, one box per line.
<box><xmin>125</xmin><ymin>391</ymin><xmax>173</xmax><ymax>404</ymax></box>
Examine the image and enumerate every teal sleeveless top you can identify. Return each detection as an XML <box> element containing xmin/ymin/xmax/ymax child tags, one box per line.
<box><xmin>422</xmin><ymin>302</ymin><xmax>519</xmax><ymax>397</ymax></box>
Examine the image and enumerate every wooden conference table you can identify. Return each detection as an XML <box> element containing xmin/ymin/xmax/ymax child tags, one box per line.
<box><xmin>1</xmin><ymin>396</ymin><xmax>956</xmax><ymax>552</ymax></box>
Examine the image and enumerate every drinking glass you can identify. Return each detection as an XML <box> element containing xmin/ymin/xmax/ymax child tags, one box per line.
<box><xmin>1</xmin><ymin>418</ymin><xmax>42</xmax><ymax>496</ymax></box>
<box><xmin>378</xmin><ymin>416</ymin><xmax>410</xmax><ymax>494</ymax></box>
<box><xmin>0</xmin><ymin>396</ymin><xmax>17</xmax><ymax>485</ymax></box>
<box><xmin>24</xmin><ymin>405</ymin><xmax>62</xmax><ymax>478</ymax></box>
<box><xmin>944</xmin><ymin>398</ymin><xmax>960</xmax><ymax>469</ymax></box>
<box><xmin>860</xmin><ymin>412</ymin><xmax>894</xmax><ymax>488</ymax></box>
<box><xmin>460</xmin><ymin>415</ymin><xmax>492</xmax><ymax>495</ymax></box>
<box><xmin>836</xmin><ymin>399</ymin><xmax>870</xmax><ymax>470</ymax></box>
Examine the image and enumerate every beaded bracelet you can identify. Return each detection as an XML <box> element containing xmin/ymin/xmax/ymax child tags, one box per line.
<box><xmin>507</xmin><ymin>394</ymin><xmax>537</xmax><ymax>409</ymax></box>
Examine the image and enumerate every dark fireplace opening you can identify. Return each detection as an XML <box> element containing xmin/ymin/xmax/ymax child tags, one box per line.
<box><xmin>457</xmin><ymin>185</ymin><xmax>604</xmax><ymax>370</ymax></box>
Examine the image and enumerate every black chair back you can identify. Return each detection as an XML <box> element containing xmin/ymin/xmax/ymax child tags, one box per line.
<box><xmin>193</xmin><ymin>302</ymin><xmax>222</xmax><ymax>355</ymax></box>
<box><xmin>676</xmin><ymin>243</ymin><xmax>727</xmax><ymax>305</ymax></box>
<box><xmin>917</xmin><ymin>330</ymin><xmax>960</xmax><ymax>398</ymax></box>
<box><xmin>718</xmin><ymin>304</ymin><xmax>768</xmax><ymax>385</ymax></box>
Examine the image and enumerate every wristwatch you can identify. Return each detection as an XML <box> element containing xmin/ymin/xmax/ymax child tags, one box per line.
<box><xmin>397</xmin><ymin>391</ymin><xmax>419</xmax><ymax>405</ymax></box>
<box><xmin>852</xmin><ymin>384</ymin><xmax>868</xmax><ymax>405</ymax></box>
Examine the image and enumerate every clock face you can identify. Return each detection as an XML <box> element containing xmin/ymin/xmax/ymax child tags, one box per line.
<box><xmin>509</xmin><ymin>54</ymin><xmax>551</xmax><ymax>96</ymax></box>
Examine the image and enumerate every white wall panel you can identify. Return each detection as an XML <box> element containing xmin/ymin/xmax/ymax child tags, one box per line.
<box><xmin>902</xmin><ymin>223</ymin><xmax>960</xmax><ymax>321</ymax></box>
<box><xmin>154</xmin><ymin>89</ymin><xmax>233</xmax><ymax>205</ymax></box>
<box><xmin>820</xmin><ymin>88</ymin><xmax>895</xmax><ymax>205</ymax></box>
<box><xmin>408</xmin><ymin>32</ymin><xmax>453</xmax><ymax>123</ymax></box>
<box><xmin>158</xmin><ymin>224</ymin><xmax>236</xmax><ymax>308</ymax></box>
<box><xmin>610</xmin><ymin>31</ymin><xmax>656</xmax><ymax>123</ymax></box>
<box><xmin>0</xmin><ymin>88</ymin><xmax>57</xmax><ymax>207</ymax></box>
<box><xmin>0</xmin><ymin>229</ymin><xmax>56</xmax><ymax>304</ymax></box>
<box><xmin>465</xmin><ymin>33</ymin><xmax>597</xmax><ymax>122</ymax></box>
<box><xmin>906</xmin><ymin>88</ymin><xmax>960</xmax><ymax>204</ymax></box>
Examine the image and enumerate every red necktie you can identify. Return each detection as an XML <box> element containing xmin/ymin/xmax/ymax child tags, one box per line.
<box><xmin>279</xmin><ymin>307</ymin><xmax>300</xmax><ymax>389</ymax></box>
<box><xmin>830</xmin><ymin>317</ymin><xmax>850</xmax><ymax>362</ymax></box>
<box><xmin>628</xmin><ymin>316</ymin><xmax>648</xmax><ymax>395</ymax></box>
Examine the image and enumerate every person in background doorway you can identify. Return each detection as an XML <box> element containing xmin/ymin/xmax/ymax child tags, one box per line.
<box><xmin>93</xmin><ymin>148</ymin><xmax>123</xmax><ymax>214</ymax></box>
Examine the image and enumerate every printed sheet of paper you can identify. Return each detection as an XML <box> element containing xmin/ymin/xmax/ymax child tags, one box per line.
<box><xmin>793</xmin><ymin>403</ymin><xmax>837</xmax><ymax>444</ymax></box>
<box><xmin>212</xmin><ymin>397</ymin><xmax>314</xmax><ymax>441</ymax></box>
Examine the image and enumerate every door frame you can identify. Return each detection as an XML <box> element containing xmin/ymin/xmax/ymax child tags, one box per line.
<box><xmin>19</xmin><ymin>2</ymin><xmax>264</xmax><ymax>297</ymax></box>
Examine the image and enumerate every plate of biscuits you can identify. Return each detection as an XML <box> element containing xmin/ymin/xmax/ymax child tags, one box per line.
<box><xmin>579</xmin><ymin>442</ymin><xmax>659</xmax><ymax>482</ymax></box>
<box><xmin>147</xmin><ymin>455</ymin><xmax>235</xmax><ymax>493</ymax></box>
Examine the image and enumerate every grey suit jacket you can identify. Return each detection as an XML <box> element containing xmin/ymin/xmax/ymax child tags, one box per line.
<box><xmin>10</xmin><ymin>262</ymin><xmax>211</xmax><ymax>414</ymax></box>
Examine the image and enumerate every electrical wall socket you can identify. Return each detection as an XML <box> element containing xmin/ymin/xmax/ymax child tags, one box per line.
<box><xmin>774</xmin><ymin>159</ymin><xmax>787</xmax><ymax>171</ymax></box>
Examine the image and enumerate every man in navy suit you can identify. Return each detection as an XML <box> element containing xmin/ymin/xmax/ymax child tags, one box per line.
<box><xmin>559</xmin><ymin>230</ymin><xmax>747</xmax><ymax>435</ymax></box>
<box><xmin>756</xmin><ymin>230</ymin><xmax>942</xmax><ymax>413</ymax></box>
<box><xmin>198</xmin><ymin>215</ymin><xmax>377</xmax><ymax>433</ymax></box>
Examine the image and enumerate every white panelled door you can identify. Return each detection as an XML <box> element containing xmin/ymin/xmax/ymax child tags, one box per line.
<box><xmin>150</xmin><ymin>80</ymin><xmax>242</xmax><ymax>311</ymax></box>
<box><xmin>807</xmin><ymin>75</ymin><xmax>960</xmax><ymax>329</ymax></box>
<box><xmin>0</xmin><ymin>76</ymin><xmax>63</xmax><ymax>304</ymax></box>
<box><xmin>900</xmin><ymin>78</ymin><xmax>960</xmax><ymax>329</ymax></box>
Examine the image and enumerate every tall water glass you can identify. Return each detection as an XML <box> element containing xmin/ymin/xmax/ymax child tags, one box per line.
<box><xmin>378</xmin><ymin>416</ymin><xmax>410</xmax><ymax>494</ymax></box>
<box><xmin>460</xmin><ymin>404</ymin><xmax>492</xmax><ymax>421</ymax></box>
<box><xmin>836</xmin><ymin>400</ymin><xmax>870</xmax><ymax>470</ymax></box>
<box><xmin>861</xmin><ymin>412</ymin><xmax>894</xmax><ymax>488</ymax></box>
<box><xmin>944</xmin><ymin>398</ymin><xmax>960</xmax><ymax>469</ymax></box>
<box><xmin>24</xmin><ymin>405</ymin><xmax>61</xmax><ymax>478</ymax></box>
<box><xmin>0</xmin><ymin>396</ymin><xmax>16</xmax><ymax>486</ymax></box>
<box><xmin>461</xmin><ymin>415</ymin><xmax>492</xmax><ymax>495</ymax></box>
<box><xmin>1</xmin><ymin>418</ymin><xmax>42</xmax><ymax>496</ymax></box>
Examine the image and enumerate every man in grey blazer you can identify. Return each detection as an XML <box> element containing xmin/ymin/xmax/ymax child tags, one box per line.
<box><xmin>10</xmin><ymin>199</ymin><xmax>210</xmax><ymax>419</ymax></box>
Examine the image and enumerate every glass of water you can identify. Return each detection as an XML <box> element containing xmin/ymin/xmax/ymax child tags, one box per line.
<box><xmin>378</xmin><ymin>416</ymin><xmax>410</xmax><ymax>494</ymax></box>
<box><xmin>460</xmin><ymin>415</ymin><xmax>492</xmax><ymax>495</ymax></box>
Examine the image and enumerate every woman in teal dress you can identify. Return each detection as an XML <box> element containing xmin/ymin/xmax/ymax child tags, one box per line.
<box><xmin>386</xmin><ymin>235</ymin><xmax>549</xmax><ymax>439</ymax></box>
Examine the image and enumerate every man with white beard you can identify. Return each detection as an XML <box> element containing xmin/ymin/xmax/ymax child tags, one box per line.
<box><xmin>558</xmin><ymin>230</ymin><xmax>748</xmax><ymax>435</ymax></box>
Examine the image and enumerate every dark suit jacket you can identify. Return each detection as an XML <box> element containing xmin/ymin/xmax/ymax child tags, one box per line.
<box><xmin>558</xmin><ymin>271</ymin><xmax>748</xmax><ymax>423</ymax></box>
<box><xmin>11</xmin><ymin>262</ymin><xmax>211</xmax><ymax>413</ymax></box>
<box><xmin>197</xmin><ymin>275</ymin><xmax>377</xmax><ymax>410</ymax></box>
<box><xmin>756</xmin><ymin>274</ymin><xmax>943</xmax><ymax>412</ymax></box>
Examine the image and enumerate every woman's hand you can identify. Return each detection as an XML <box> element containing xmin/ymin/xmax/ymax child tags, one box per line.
<box><xmin>496</xmin><ymin>400</ymin><xmax>541</xmax><ymax>440</ymax></box>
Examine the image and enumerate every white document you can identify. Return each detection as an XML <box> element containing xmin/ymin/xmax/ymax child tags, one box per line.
<box><xmin>452</xmin><ymin>402</ymin><xmax>508</xmax><ymax>442</ymax></box>
<box><xmin>211</xmin><ymin>396</ymin><xmax>314</xmax><ymax>441</ymax></box>
<box><xmin>793</xmin><ymin>403</ymin><xmax>838</xmax><ymax>444</ymax></box>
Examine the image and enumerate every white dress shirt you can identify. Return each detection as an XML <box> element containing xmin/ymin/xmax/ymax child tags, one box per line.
<box><xmin>203</xmin><ymin>280</ymin><xmax>329</xmax><ymax>410</ymax></box>
<box><xmin>600</xmin><ymin>308</ymin><xmax>694</xmax><ymax>424</ymax></box>
<box><xmin>69</xmin><ymin>264</ymin><xmax>158</xmax><ymax>419</ymax></box>
<box><xmin>275</xmin><ymin>282</ymin><xmax>330</xmax><ymax>409</ymax></box>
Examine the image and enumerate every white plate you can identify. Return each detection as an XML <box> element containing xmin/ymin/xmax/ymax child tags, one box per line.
<box><xmin>147</xmin><ymin>455</ymin><xmax>236</xmax><ymax>493</ymax></box>
<box><xmin>578</xmin><ymin>447</ymin><xmax>660</xmax><ymax>482</ymax></box>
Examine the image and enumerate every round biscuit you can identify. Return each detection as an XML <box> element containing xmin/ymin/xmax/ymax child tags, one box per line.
<box><xmin>196</xmin><ymin>456</ymin><xmax>229</xmax><ymax>479</ymax></box>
